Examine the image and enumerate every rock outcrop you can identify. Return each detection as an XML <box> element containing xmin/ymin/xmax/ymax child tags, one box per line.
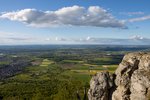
<box><xmin>88</xmin><ymin>52</ymin><xmax>150</xmax><ymax>100</ymax></box>
<box><xmin>88</xmin><ymin>72</ymin><xmax>114</xmax><ymax>100</ymax></box>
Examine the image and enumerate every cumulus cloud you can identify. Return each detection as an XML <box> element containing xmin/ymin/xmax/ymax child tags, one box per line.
<box><xmin>127</xmin><ymin>15</ymin><xmax>150</xmax><ymax>22</ymax></box>
<box><xmin>0</xmin><ymin>6</ymin><xmax>126</xmax><ymax>28</ymax></box>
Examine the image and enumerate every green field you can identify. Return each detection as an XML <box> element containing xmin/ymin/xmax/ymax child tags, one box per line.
<box><xmin>0</xmin><ymin>58</ymin><xmax>118</xmax><ymax>100</ymax></box>
<box><xmin>61</xmin><ymin>60</ymin><xmax>84</xmax><ymax>64</ymax></box>
<box><xmin>0</xmin><ymin>44</ymin><xmax>149</xmax><ymax>99</ymax></box>
<box><xmin>0</xmin><ymin>62</ymin><xmax>9</xmax><ymax>67</ymax></box>
<box><xmin>0</xmin><ymin>53</ymin><xmax>120</xmax><ymax>100</ymax></box>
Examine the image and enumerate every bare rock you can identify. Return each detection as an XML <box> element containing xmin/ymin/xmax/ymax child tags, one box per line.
<box><xmin>130</xmin><ymin>53</ymin><xmax>150</xmax><ymax>100</ymax></box>
<box><xmin>88</xmin><ymin>72</ymin><xmax>114</xmax><ymax>100</ymax></box>
<box><xmin>130</xmin><ymin>70</ymin><xmax>150</xmax><ymax>100</ymax></box>
<box><xmin>112</xmin><ymin>52</ymin><xmax>144</xmax><ymax>100</ymax></box>
<box><xmin>88</xmin><ymin>52</ymin><xmax>150</xmax><ymax>100</ymax></box>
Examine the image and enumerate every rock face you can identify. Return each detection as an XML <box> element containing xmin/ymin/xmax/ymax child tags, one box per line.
<box><xmin>88</xmin><ymin>52</ymin><xmax>150</xmax><ymax>100</ymax></box>
<box><xmin>88</xmin><ymin>72</ymin><xmax>114</xmax><ymax>100</ymax></box>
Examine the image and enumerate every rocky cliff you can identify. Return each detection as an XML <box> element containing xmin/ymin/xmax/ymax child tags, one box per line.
<box><xmin>88</xmin><ymin>52</ymin><xmax>150</xmax><ymax>100</ymax></box>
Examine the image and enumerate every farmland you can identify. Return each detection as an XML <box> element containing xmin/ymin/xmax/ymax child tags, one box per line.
<box><xmin>0</xmin><ymin>45</ymin><xmax>149</xmax><ymax>100</ymax></box>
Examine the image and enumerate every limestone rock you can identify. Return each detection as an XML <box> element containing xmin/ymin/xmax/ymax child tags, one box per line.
<box><xmin>88</xmin><ymin>72</ymin><xmax>114</xmax><ymax>100</ymax></box>
<box><xmin>130</xmin><ymin>70</ymin><xmax>150</xmax><ymax>100</ymax></box>
<box><xmin>112</xmin><ymin>52</ymin><xmax>144</xmax><ymax>100</ymax></box>
<box><xmin>88</xmin><ymin>52</ymin><xmax>150</xmax><ymax>100</ymax></box>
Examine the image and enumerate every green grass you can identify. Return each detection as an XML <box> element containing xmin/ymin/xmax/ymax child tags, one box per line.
<box><xmin>0</xmin><ymin>57</ymin><xmax>118</xmax><ymax>99</ymax></box>
<box><xmin>73</xmin><ymin>64</ymin><xmax>103</xmax><ymax>70</ymax></box>
<box><xmin>61</xmin><ymin>70</ymin><xmax>91</xmax><ymax>83</ymax></box>
<box><xmin>107</xmin><ymin>65</ymin><xmax>118</xmax><ymax>73</ymax></box>
<box><xmin>0</xmin><ymin>62</ymin><xmax>88</xmax><ymax>100</ymax></box>
<box><xmin>61</xmin><ymin>60</ymin><xmax>84</xmax><ymax>64</ymax></box>
<box><xmin>94</xmin><ymin>57</ymin><xmax>113</xmax><ymax>61</ymax></box>
<box><xmin>87</xmin><ymin>57</ymin><xmax>121</xmax><ymax>65</ymax></box>
<box><xmin>12</xmin><ymin>74</ymin><xmax>32</xmax><ymax>80</ymax></box>
<box><xmin>69</xmin><ymin>64</ymin><xmax>118</xmax><ymax>76</ymax></box>
<box><xmin>40</xmin><ymin>59</ymin><xmax>54</xmax><ymax>66</ymax></box>
<box><xmin>0</xmin><ymin>62</ymin><xmax>9</xmax><ymax>66</ymax></box>
<box><xmin>83</xmin><ymin>63</ymin><xmax>99</xmax><ymax>67</ymax></box>
<box><xmin>62</xmin><ymin>65</ymin><xmax>118</xmax><ymax>84</ymax></box>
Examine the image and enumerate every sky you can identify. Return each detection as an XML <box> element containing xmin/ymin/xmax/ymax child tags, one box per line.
<box><xmin>0</xmin><ymin>0</ymin><xmax>150</xmax><ymax>45</ymax></box>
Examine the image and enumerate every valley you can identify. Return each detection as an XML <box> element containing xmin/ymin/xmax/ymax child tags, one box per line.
<box><xmin>0</xmin><ymin>45</ymin><xmax>149</xmax><ymax>100</ymax></box>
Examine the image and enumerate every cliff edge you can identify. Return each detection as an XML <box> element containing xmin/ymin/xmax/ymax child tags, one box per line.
<box><xmin>88</xmin><ymin>52</ymin><xmax>150</xmax><ymax>100</ymax></box>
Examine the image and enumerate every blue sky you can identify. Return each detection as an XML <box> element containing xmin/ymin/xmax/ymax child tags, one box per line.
<box><xmin>0</xmin><ymin>0</ymin><xmax>150</xmax><ymax>45</ymax></box>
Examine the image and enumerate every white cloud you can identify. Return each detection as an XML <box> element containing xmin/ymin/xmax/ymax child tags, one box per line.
<box><xmin>45</xmin><ymin>37</ymin><xmax>68</xmax><ymax>41</ymax></box>
<box><xmin>130</xmin><ymin>35</ymin><xmax>144</xmax><ymax>40</ymax></box>
<box><xmin>0</xmin><ymin>31</ymin><xmax>43</xmax><ymax>45</ymax></box>
<box><xmin>45</xmin><ymin>38</ymin><xmax>51</xmax><ymax>41</ymax></box>
<box><xmin>120</xmin><ymin>12</ymin><xmax>144</xmax><ymax>16</ymax></box>
<box><xmin>0</xmin><ymin>34</ymin><xmax>149</xmax><ymax>45</ymax></box>
<box><xmin>0</xmin><ymin>6</ymin><xmax>126</xmax><ymax>28</ymax></box>
<box><xmin>75</xmin><ymin>36</ymin><xmax>150</xmax><ymax>45</ymax></box>
<box><xmin>0</xmin><ymin>37</ymin><xmax>33</xmax><ymax>45</ymax></box>
<box><xmin>86</xmin><ymin>36</ymin><xmax>91</xmax><ymax>41</ymax></box>
<box><xmin>127</xmin><ymin>15</ymin><xmax>150</xmax><ymax>22</ymax></box>
<box><xmin>55</xmin><ymin>37</ymin><xmax>67</xmax><ymax>41</ymax></box>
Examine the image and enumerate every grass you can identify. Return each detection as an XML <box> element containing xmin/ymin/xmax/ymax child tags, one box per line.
<box><xmin>0</xmin><ymin>59</ymin><xmax>89</xmax><ymax>99</ymax></box>
<box><xmin>0</xmin><ymin>62</ymin><xmax>9</xmax><ymax>66</ymax></box>
<box><xmin>103</xmin><ymin>65</ymin><xmax>118</xmax><ymax>73</ymax></box>
<box><xmin>94</xmin><ymin>57</ymin><xmax>113</xmax><ymax>61</ymax></box>
<box><xmin>71</xmin><ymin>64</ymin><xmax>103</xmax><ymax>70</ymax></box>
<box><xmin>0</xmin><ymin>58</ymin><xmax>119</xmax><ymax>99</ymax></box>
<box><xmin>70</xmin><ymin>64</ymin><xmax>118</xmax><ymax>76</ymax></box>
<box><xmin>87</xmin><ymin>57</ymin><xmax>121</xmax><ymax>65</ymax></box>
<box><xmin>61</xmin><ymin>60</ymin><xmax>84</xmax><ymax>64</ymax></box>
<box><xmin>83</xmin><ymin>63</ymin><xmax>99</xmax><ymax>67</ymax></box>
<box><xmin>11</xmin><ymin>59</ymin><xmax>56</xmax><ymax>81</ymax></box>
<box><xmin>40</xmin><ymin>59</ymin><xmax>54</xmax><ymax>66</ymax></box>
<box><xmin>27</xmin><ymin>59</ymin><xmax>54</xmax><ymax>73</ymax></box>
<box><xmin>12</xmin><ymin>74</ymin><xmax>31</xmax><ymax>80</ymax></box>
<box><xmin>61</xmin><ymin>70</ymin><xmax>91</xmax><ymax>83</ymax></box>
<box><xmin>62</xmin><ymin>64</ymin><xmax>118</xmax><ymax>84</ymax></box>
